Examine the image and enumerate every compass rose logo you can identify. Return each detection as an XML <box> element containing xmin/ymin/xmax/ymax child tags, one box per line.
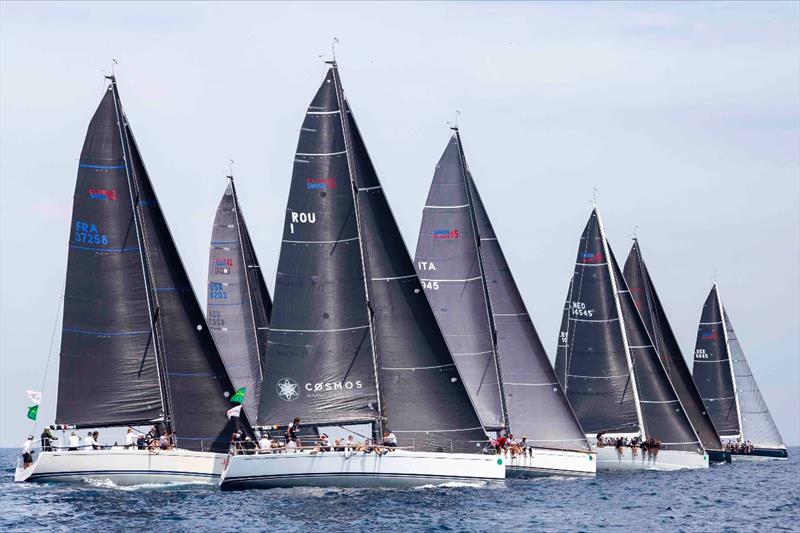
<box><xmin>276</xmin><ymin>378</ymin><xmax>299</xmax><ymax>402</ymax></box>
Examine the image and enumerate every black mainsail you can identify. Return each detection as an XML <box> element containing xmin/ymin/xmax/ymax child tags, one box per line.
<box><xmin>257</xmin><ymin>65</ymin><xmax>487</xmax><ymax>452</ymax></box>
<box><xmin>415</xmin><ymin>131</ymin><xmax>590</xmax><ymax>451</ymax></box>
<box><xmin>623</xmin><ymin>241</ymin><xmax>723</xmax><ymax>451</ymax></box>
<box><xmin>57</xmin><ymin>78</ymin><xmax>245</xmax><ymax>453</ymax></box>
<box><xmin>556</xmin><ymin>208</ymin><xmax>702</xmax><ymax>452</ymax></box>
<box><xmin>692</xmin><ymin>284</ymin><xmax>784</xmax><ymax>448</ymax></box>
<box><xmin>207</xmin><ymin>180</ymin><xmax>272</xmax><ymax>421</ymax></box>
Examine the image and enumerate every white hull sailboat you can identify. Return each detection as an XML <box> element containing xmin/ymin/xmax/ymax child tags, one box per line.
<box><xmin>15</xmin><ymin>449</ymin><xmax>226</xmax><ymax>485</ymax></box>
<box><xmin>594</xmin><ymin>446</ymin><xmax>708</xmax><ymax>471</ymax></box>
<box><xmin>692</xmin><ymin>284</ymin><xmax>788</xmax><ymax>463</ymax></box>
<box><xmin>414</xmin><ymin>130</ymin><xmax>597</xmax><ymax>479</ymax></box>
<box><xmin>220</xmin><ymin>450</ymin><xmax>504</xmax><ymax>490</ymax></box>
<box><xmin>504</xmin><ymin>448</ymin><xmax>596</xmax><ymax>477</ymax></box>
<box><xmin>235</xmin><ymin>63</ymin><xmax>503</xmax><ymax>491</ymax></box>
<box><xmin>16</xmin><ymin>76</ymin><xmax>248</xmax><ymax>486</ymax></box>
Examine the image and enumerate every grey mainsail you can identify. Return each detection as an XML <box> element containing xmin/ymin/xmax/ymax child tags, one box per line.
<box><xmin>558</xmin><ymin>208</ymin><xmax>702</xmax><ymax>452</ymax></box>
<box><xmin>415</xmin><ymin>131</ymin><xmax>590</xmax><ymax>451</ymax></box>
<box><xmin>692</xmin><ymin>284</ymin><xmax>785</xmax><ymax>448</ymax></box>
<box><xmin>57</xmin><ymin>78</ymin><xmax>246</xmax><ymax>453</ymax></box>
<box><xmin>207</xmin><ymin>180</ymin><xmax>272</xmax><ymax>421</ymax></box>
<box><xmin>623</xmin><ymin>241</ymin><xmax>723</xmax><ymax>451</ymax></box>
<box><xmin>554</xmin><ymin>209</ymin><xmax>639</xmax><ymax>435</ymax></box>
<box><xmin>413</xmin><ymin>134</ymin><xmax>505</xmax><ymax>431</ymax></box>
<box><xmin>691</xmin><ymin>285</ymin><xmax>739</xmax><ymax>438</ymax></box>
<box><xmin>257</xmin><ymin>65</ymin><xmax>487</xmax><ymax>452</ymax></box>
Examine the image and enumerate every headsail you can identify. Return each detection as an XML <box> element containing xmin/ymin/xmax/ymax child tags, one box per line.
<box><xmin>57</xmin><ymin>86</ymin><xmax>163</xmax><ymax>429</ymax></box>
<box><xmin>624</xmin><ymin>241</ymin><xmax>723</xmax><ymax>451</ymax></box>
<box><xmin>208</xmin><ymin>180</ymin><xmax>272</xmax><ymax>421</ymax></box>
<box><xmin>416</xmin><ymin>131</ymin><xmax>590</xmax><ymax>451</ymax></box>
<box><xmin>258</xmin><ymin>66</ymin><xmax>487</xmax><ymax>453</ymax></box>
<box><xmin>723</xmin><ymin>310</ymin><xmax>784</xmax><ymax>448</ymax></box>
<box><xmin>691</xmin><ymin>285</ymin><xmax>740</xmax><ymax>438</ymax></box>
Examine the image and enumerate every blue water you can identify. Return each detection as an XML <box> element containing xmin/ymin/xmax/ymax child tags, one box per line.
<box><xmin>1</xmin><ymin>448</ymin><xmax>798</xmax><ymax>532</ymax></box>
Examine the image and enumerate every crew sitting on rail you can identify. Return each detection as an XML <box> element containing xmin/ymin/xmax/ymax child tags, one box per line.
<box><xmin>383</xmin><ymin>430</ymin><xmax>397</xmax><ymax>449</ymax></box>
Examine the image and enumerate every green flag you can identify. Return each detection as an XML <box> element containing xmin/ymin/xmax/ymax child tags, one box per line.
<box><xmin>27</xmin><ymin>405</ymin><xmax>38</xmax><ymax>421</ymax></box>
<box><xmin>230</xmin><ymin>387</ymin><xmax>246</xmax><ymax>404</ymax></box>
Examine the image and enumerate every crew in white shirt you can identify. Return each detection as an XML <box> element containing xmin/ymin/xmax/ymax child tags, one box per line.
<box><xmin>125</xmin><ymin>428</ymin><xmax>137</xmax><ymax>449</ymax></box>
<box><xmin>68</xmin><ymin>431</ymin><xmax>80</xmax><ymax>451</ymax></box>
<box><xmin>21</xmin><ymin>436</ymin><xmax>34</xmax><ymax>467</ymax></box>
<box><xmin>258</xmin><ymin>434</ymin><xmax>272</xmax><ymax>452</ymax></box>
<box><xmin>84</xmin><ymin>432</ymin><xmax>96</xmax><ymax>449</ymax></box>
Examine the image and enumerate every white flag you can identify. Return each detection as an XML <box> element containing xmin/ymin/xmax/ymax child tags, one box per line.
<box><xmin>226</xmin><ymin>405</ymin><xmax>242</xmax><ymax>419</ymax></box>
<box><xmin>26</xmin><ymin>390</ymin><xmax>42</xmax><ymax>405</ymax></box>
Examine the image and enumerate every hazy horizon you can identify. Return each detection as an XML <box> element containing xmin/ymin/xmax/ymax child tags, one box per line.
<box><xmin>1</xmin><ymin>1</ymin><xmax>798</xmax><ymax>447</ymax></box>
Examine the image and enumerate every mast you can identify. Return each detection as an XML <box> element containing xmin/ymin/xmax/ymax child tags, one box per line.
<box><xmin>108</xmin><ymin>75</ymin><xmax>172</xmax><ymax>429</ymax></box>
<box><xmin>715</xmin><ymin>284</ymin><xmax>743</xmax><ymax>441</ymax></box>
<box><xmin>329</xmin><ymin>61</ymin><xmax>384</xmax><ymax>438</ymax></box>
<box><xmin>595</xmin><ymin>206</ymin><xmax>646</xmax><ymax>438</ymax></box>
<box><xmin>453</xmin><ymin>127</ymin><xmax>509</xmax><ymax>432</ymax></box>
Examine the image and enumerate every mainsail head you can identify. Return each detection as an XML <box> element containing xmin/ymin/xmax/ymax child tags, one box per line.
<box><xmin>208</xmin><ymin>180</ymin><xmax>272</xmax><ymax>422</ymax></box>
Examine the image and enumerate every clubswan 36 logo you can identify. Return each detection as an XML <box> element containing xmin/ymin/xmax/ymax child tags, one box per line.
<box><xmin>276</xmin><ymin>378</ymin><xmax>299</xmax><ymax>402</ymax></box>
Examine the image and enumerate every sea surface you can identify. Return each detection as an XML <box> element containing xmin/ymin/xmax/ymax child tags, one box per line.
<box><xmin>1</xmin><ymin>447</ymin><xmax>798</xmax><ymax>532</ymax></box>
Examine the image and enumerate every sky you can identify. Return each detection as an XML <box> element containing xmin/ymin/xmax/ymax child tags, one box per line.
<box><xmin>1</xmin><ymin>1</ymin><xmax>798</xmax><ymax>447</ymax></box>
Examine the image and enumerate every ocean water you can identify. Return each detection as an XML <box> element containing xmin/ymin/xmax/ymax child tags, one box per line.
<box><xmin>1</xmin><ymin>448</ymin><xmax>797</xmax><ymax>532</ymax></box>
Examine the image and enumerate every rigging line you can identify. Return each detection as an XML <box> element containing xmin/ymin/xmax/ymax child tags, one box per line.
<box><xmin>32</xmin><ymin>279</ymin><xmax>66</xmax><ymax>438</ymax></box>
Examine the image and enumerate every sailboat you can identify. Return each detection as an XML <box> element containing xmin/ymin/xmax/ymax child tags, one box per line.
<box><xmin>413</xmin><ymin>129</ymin><xmax>595</xmax><ymax>477</ymax></box>
<box><xmin>623</xmin><ymin>240</ymin><xmax>731</xmax><ymax>463</ymax></box>
<box><xmin>554</xmin><ymin>207</ymin><xmax>708</xmax><ymax>471</ymax></box>
<box><xmin>15</xmin><ymin>77</ymin><xmax>248</xmax><ymax>485</ymax></box>
<box><xmin>219</xmin><ymin>64</ymin><xmax>504</xmax><ymax>490</ymax></box>
<box><xmin>207</xmin><ymin>178</ymin><xmax>272</xmax><ymax>421</ymax></box>
<box><xmin>692</xmin><ymin>284</ymin><xmax>787</xmax><ymax>460</ymax></box>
